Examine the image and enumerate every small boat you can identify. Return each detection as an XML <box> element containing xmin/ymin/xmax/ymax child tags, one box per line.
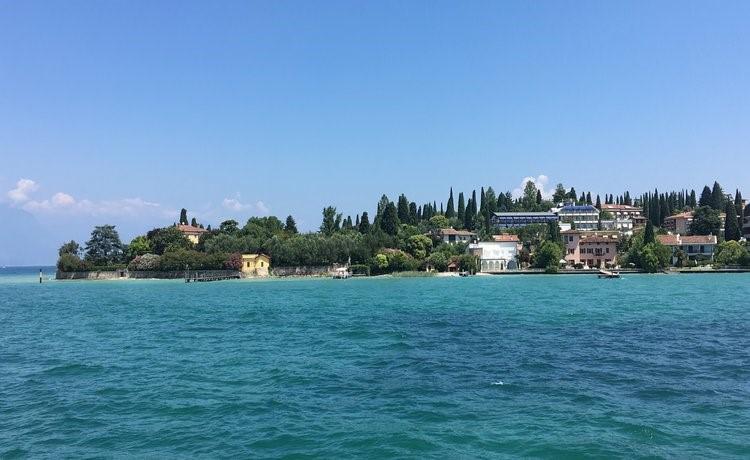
<box><xmin>459</xmin><ymin>271</ymin><xmax>470</xmax><ymax>277</ymax></box>
<box><xmin>332</xmin><ymin>267</ymin><xmax>351</xmax><ymax>279</ymax></box>
<box><xmin>597</xmin><ymin>269</ymin><xmax>621</xmax><ymax>279</ymax></box>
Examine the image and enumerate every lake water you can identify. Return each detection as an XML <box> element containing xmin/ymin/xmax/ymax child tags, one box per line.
<box><xmin>1</xmin><ymin>267</ymin><xmax>749</xmax><ymax>458</ymax></box>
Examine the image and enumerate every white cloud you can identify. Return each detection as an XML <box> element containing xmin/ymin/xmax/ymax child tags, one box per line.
<box><xmin>222</xmin><ymin>194</ymin><xmax>270</xmax><ymax>214</ymax></box>
<box><xmin>7</xmin><ymin>178</ymin><xmax>38</xmax><ymax>204</ymax></box>
<box><xmin>5</xmin><ymin>178</ymin><xmax>165</xmax><ymax>217</ymax></box>
<box><xmin>512</xmin><ymin>174</ymin><xmax>553</xmax><ymax>200</ymax></box>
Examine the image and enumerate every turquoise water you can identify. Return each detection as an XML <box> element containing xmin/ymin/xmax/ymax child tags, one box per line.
<box><xmin>1</xmin><ymin>268</ymin><xmax>749</xmax><ymax>458</ymax></box>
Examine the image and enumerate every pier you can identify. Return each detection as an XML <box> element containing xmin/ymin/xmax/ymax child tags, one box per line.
<box><xmin>184</xmin><ymin>273</ymin><xmax>241</xmax><ymax>283</ymax></box>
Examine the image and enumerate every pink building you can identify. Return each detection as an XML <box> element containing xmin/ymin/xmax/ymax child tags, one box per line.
<box><xmin>562</xmin><ymin>230</ymin><xmax>619</xmax><ymax>268</ymax></box>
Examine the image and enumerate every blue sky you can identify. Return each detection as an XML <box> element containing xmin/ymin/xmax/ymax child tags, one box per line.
<box><xmin>1</xmin><ymin>1</ymin><xmax>749</xmax><ymax>264</ymax></box>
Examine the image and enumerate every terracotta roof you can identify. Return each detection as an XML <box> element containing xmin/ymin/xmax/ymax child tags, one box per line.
<box><xmin>664</xmin><ymin>212</ymin><xmax>693</xmax><ymax>221</ymax></box>
<box><xmin>657</xmin><ymin>234</ymin><xmax>717</xmax><ymax>246</ymax></box>
<box><xmin>657</xmin><ymin>234</ymin><xmax>680</xmax><ymax>245</ymax></box>
<box><xmin>492</xmin><ymin>234</ymin><xmax>520</xmax><ymax>242</ymax></box>
<box><xmin>600</xmin><ymin>204</ymin><xmax>641</xmax><ymax>212</ymax></box>
<box><xmin>437</xmin><ymin>228</ymin><xmax>476</xmax><ymax>236</ymax></box>
<box><xmin>680</xmin><ymin>235</ymin><xmax>717</xmax><ymax>244</ymax></box>
<box><xmin>175</xmin><ymin>224</ymin><xmax>208</xmax><ymax>234</ymax></box>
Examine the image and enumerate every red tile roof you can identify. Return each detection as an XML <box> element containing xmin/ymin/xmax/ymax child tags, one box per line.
<box><xmin>176</xmin><ymin>224</ymin><xmax>208</xmax><ymax>234</ymax></box>
<box><xmin>657</xmin><ymin>234</ymin><xmax>680</xmax><ymax>245</ymax></box>
<box><xmin>680</xmin><ymin>235</ymin><xmax>717</xmax><ymax>244</ymax></box>
<box><xmin>657</xmin><ymin>234</ymin><xmax>717</xmax><ymax>246</ymax></box>
<box><xmin>664</xmin><ymin>212</ymin><xmax>693</xmax><ymax>221</ymax></box>
<box><xmin>437</xmin><ymin>228</ymin><xmax>476</xmax><ymax>236</ymax></box>
<box><xmin>492</xmin><ymin>234</ymin><xmax>520</xmax><ymax>242</ymax></box>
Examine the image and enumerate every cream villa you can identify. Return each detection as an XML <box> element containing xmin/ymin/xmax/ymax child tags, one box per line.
<box><xmin>175</xmin><ymin>224</ymin><xmax>208</xmax><ymax>244</ymax></box>
<box><xmin>241</xmin><ymin>254</ymin><xmax>270</xmax><ymax>277</ymax></box>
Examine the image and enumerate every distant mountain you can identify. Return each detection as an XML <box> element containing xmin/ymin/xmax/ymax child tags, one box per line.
<box><xmin>0</xmin><ymin>206</ymin><xmax>57</xmax><ymax>266</ymax></box>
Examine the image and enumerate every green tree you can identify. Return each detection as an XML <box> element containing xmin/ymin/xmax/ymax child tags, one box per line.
<box><xmin>126</xmin><ymin>235</ymin><xmax>151</xmax><ymax>261</ymax></box>
<box><xmin>546</xmin><ymin>220</ymin><xmax>561</xmax><ymax>244</ymax></box>
<box><xmin>359</xmin><ymin>212</ymin><xmax>371</xmax><ymax>234</ymax></box>
<box><xmin>644</xmin><ymin>220</ymin><xmax>655</xmax><ymax>244</ymax></box>
<box><xmin>522</xmin><ymin>180</ymin><xmax>538</xmax><ymax>210</ymax></box>
<box><xmin>714</xmin><ymin>241</ymin><xmax>749</xmax><ymax>265</ymax></box>
<box><xmin>698</xmin><ymin>186</ymin><xmax>712</xmax><ymax>208</ymax></box>
<box><xmin>711</xmin><ymin>181</ymin><xmax>725</xmax><ymax>210</ymax></box>
<box><xmin>553</xmin><ymin>183</ymin><xmax>567</xmax><ymax>203</ymax></box>
<box><xmin>285</xmin><ymin>215</ymin><xmax>298</xmax><ymax>234</ymax></box>
<box><xmin>533</xmin><ymin>241</ymin><xmax>563</xmax><ymax>270</ymax></box>
<box><xmin>724</xmin><ymin>200</ymin><xmax>741</xmax><ymax>241</ymax></box>
<box><xmin>84</xmin><ymin>225</ymin><xmax>124</xmax><ymax>265</ymax></box>
<box><xmin>406</xmin><ymin>234</ymin><xmax>433</xmax><ymax>259</ymax></box>
<box><xmin>690</xmin><ymin>206</ymin><xmax>721</xmax><ymax>236</ymax></box>
<box><xmin>219</xmin><ymin>220</ymin><xmax>240</xmax><ymax>235</ymax></box>
<box><xmin>380</xmin><ymin>202</ymin><xmax>400</xmax><ymax>236</ymax></box>
<box><xmin>58</xmin><ymin>240</ymin><xmax>80</xmax><ymax>257</ymax></box>
<box><xmin>147</xmin><ymin>226</ymin><xmax>192</xmax><ymax>254</ymax></box>
<box><xmin>179</xmin><ymin>208</ymin><xmax>188</xmax><ymax>225</ymax></box>
<box><xmin>320</xmin><ymin>206</ymin><xmax>342</xmax><ymax>236</ymax></box>
<box><xmin>190</xmin><ymin>217</ymin><xmax>198</xmax><ymax>227</ymax></box>
<box><xmin>446</xmin><ymin>188</ymin><xmax>455</xmax><ymax>218</ymax></box>
<box><xmin>457</xmin><ymin>192</ymin><xmax>466</xmax><ymax>227</ymax></box>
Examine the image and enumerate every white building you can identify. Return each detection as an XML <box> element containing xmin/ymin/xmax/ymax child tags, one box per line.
<box><xmin>468</xmin><ymin>235</ymin><xmax>520</xmax><ymax>272</ymax></box>
<box><xmin>435</xmin><ymin>228</ymin><xmax>476</xmax><ymax>245</ymax></box>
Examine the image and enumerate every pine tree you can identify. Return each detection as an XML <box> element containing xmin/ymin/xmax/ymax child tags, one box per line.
<box><xmin>724</xmin><ymin>200</ymin><xmax>741</xmax><ymax>241</ymax></box>
<box><xmin>446</xmin><ymin>188</ymin><xmax>455</xmax><ymax>218</ymax></box>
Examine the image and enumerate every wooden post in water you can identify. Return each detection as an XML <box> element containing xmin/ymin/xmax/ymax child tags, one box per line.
<box><xmin>39</xmin><ymin>269</ymin><xmax>42</xmax><ymax>284</ymax></box>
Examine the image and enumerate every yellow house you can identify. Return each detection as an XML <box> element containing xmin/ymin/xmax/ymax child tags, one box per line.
<box><xmin>176</xmin><ymin>224</ymin><xmax>208</xmax><ymax>244</ymax></box>
<box><xmin>241</xmin><ymin>254</ymin><xmax>270</xmax><ymax>277</ymax></box>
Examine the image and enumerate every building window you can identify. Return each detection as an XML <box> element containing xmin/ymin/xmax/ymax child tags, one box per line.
<box><xmin>260</xmin><ymin>262</ymin><xmax>264</xmax><ymax>267</ymax></box>
<box><xmin>606</xmin><ymin>248</ymin><xmax>610</xmax><ymax>253</ymax></box>
<box><xmin>246</xmin><ymin>262</ymin><xmax>250</xmax><ymax>268</ymax></box>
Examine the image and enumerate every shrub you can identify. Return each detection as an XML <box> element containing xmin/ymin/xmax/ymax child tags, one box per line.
<box><xmin>224</xmin><ymin>253</ymin><xmax>242</xmax><ymax>271</ymax></box>
<box><xmin>57</xmin><ymin>253</ymin><xmax>88</xmax><ymax>272</ymax></box>
<box><xmin>127</xmin><ymin>253</ymin><xmax>161</xmax><ymax>271</ymax></box>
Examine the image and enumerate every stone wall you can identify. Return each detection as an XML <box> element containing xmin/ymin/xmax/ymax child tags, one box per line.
<box><xmin>271</xmin><ymin>266</ymin><xmax>333</xmax><ymax>277</ymax></box>
<box><xmin>56</xmin><ymin>270</ymin><xmax>126</xmax><ymax>280</ymax></box>
<box><xmin>56</xmin><ymin>269</ymin><xmax>241</xmax><ymax>280</ymax></box>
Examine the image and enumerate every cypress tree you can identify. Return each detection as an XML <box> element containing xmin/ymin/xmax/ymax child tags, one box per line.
<box><xmin>397</xmin><ymin>194</ymin><xmax>410</xmax><ymax>223</ymax></box>
<box><xmin>191</xmin><ymin>217</ymin><xmax>198</xmax><ymax>227</ymax></box>
<box><xmin>699</xmin><ymin>186</ymin><xmax>712</xmax><ymax>208</ymax></box>
<box><xmin>689</xmin><ymin>189</ymin><xmax>697</xmax><ymax>208</ymax></box>
<box><xmin>595</xmin><ymin>195</ymin><xmax>601</xmax><ymax>209</ymax></box>
<box><xmin>380</xmin><ymin>202</ymin><xmax>399</xmax><ymax>235</ymax></box>
<box><xmin>446</xmin><ymin>188</ymin><xmax>455</xmax><ymax>218</ymax></box>
<box><xmin>536</xmin><ymin>190</ymin><xmax>543</xmax><ymax>205</ymax></box>
<box><xmin>410</xmin><ymin>202</ymin><xmax>418</xmax><ymax>223</ymax></box>
<box><xmin>457</xmin><ymin>193</ymin><xmax>466</xmax><ymax>226</ymax></box>
<box><xmin>724</xmin><ymin>200</ymin><xmax>741</xmax><ymax>241</ymax></box>
<box><xmin>711</xmin><ymin>181</ymin><xmax>725</xmax><ymax>210</ymax></box>
<box><xmin>735</xmin><ymin>189</ymin><xmax>743</xmax><ymax>231</ymax></box>
<box><xmin>179</xmin><ymin>208</ymin><xmax>188</xmax><ymax>225</ymax></box>
<box><xmin>585</xmin><ymin>192</ymin><xmax>592</xmax><ymax>205</ymax></box>
<box><xmin>358</xmin><ymin>212</ymin><xmax>371</xmax><ymax>234</ymax></box>
<box><xmin>644</xmin><ymin>220</ymin><xmax>655</xmax><ymax>245</ymax></box>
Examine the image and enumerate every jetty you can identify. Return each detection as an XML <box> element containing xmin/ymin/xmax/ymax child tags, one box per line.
<box><xmin>185</xmin><ymin>273</ymin><xmax>241</xmax><ymax>283</ymax></box>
